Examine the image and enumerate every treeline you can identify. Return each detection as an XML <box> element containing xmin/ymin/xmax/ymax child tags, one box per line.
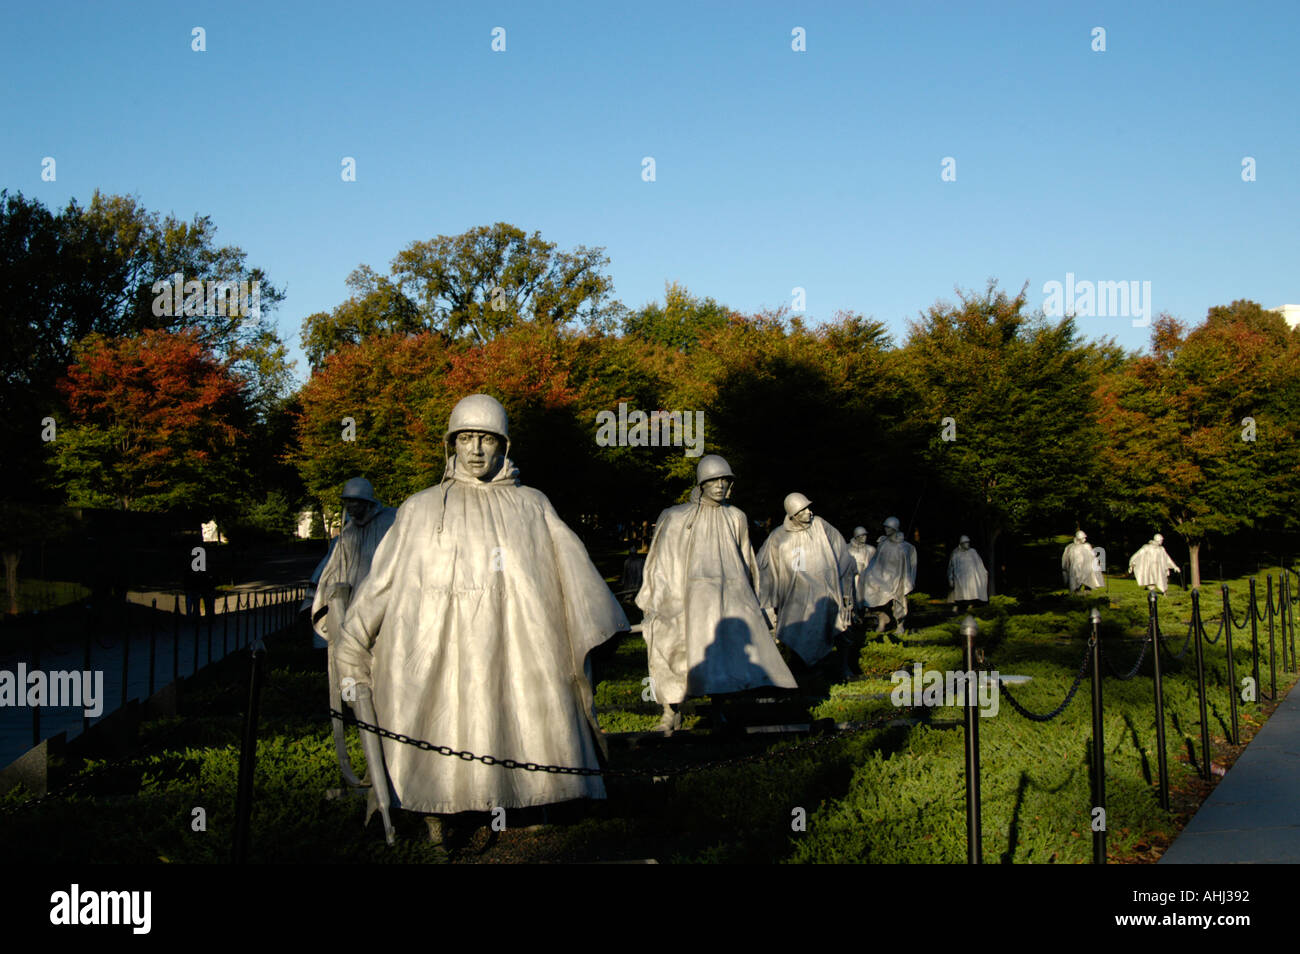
<box><xmin>4</xmin><ymin>194</ymin><xmax>1298</xmax><ymax>598</ymax></box>
<box><xmin>297</xmin><ymin>278</ymin><xmax>1300</xmax><ymax>595</ymax></box>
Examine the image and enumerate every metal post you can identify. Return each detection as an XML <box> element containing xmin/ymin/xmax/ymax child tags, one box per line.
<box><xmin>148</xmin><ymin>598</ymin><xmax>157</xmax><ymax>698</ymax></box>
<box><xmin>961</xmin><ymin>614</ymin><xmax>982</xmax><ymax>863</ymax></box>
<box><xmin>1249</xmin><ymin>578</ymin><xmax>1263</xmax><ymax>700</ymax></box>
<box><xmin>1284</xmin><ymin>571</ymin><xmax>1294</xmax><ymax>675</ymax></box>
<box><xmin>83</xmin><ymin>606</ymin><xmax>93</xmax><ymax>735</ymax></box>
<box><xmin>1088</xmin><ymin>608</ymin><xmax>1105</xmax><ymax>864</ymax></box>
<box><xmin>120</xmin><ymin>601</ymin><xmax>131</xmax><ymax>710</ymax></box>
<box><xmin>223</xmin><ymin>593</ymin><xmax>229</xmax><ymax>657</ymax></box>
<box><xmin>1279</xmin><ymin>575</ymin><xmax>1291</xmax><ymax>673</ymax></box>
<box><xmin>1191</xmin><ymin>590</ymin><xmax>1212</xmax><ymax>781</ymax></box>
<box><xmin>206</xmin><ymin>592</ymin><xmax>213</xmax><ymax>665</ymax></box>
<box><xmin>231</xmin><ymin>639</ymin><xmax>267</xmax><ymax>864</ymax></box>
<box><xmin>1149</xmin><ymin>591</ymin><xmax>1170</xmax><ymax>811</ymax></box>
<box><xmin>1223</xmin><ymin>584</ymin><xmax>1239</xmax><ymax>745</ymax></box>
<box><xmin>1267</xmin><ymin>576</ymin><xmax>1277</xmax><ymax>700</ymax></box>
<box><xmin>172</xmin><ymin>594</ymin><xmax>180</xmax><ymax>684</ymax></box>
<box><xmin>193</xmin><ymin>594</ymin><xmax>201</xmax><ymax>677</ymax></box>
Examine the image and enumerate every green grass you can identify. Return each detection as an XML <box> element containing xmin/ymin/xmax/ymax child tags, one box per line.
<box><xmin>1</xmin><ymin>578</ymin><xmax>91</xmax><ymax>614</ymax></box>
<box><xmin>2</xmin><ymin>568</ymin><xmax>1295</xmax><ymax>863</ymax></box>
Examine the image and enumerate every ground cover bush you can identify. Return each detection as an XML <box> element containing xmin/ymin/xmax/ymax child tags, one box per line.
<box><xmin>1</xmin><ymin>568</ymin><xmax>1293</xmax><ymax>863</ymax></box>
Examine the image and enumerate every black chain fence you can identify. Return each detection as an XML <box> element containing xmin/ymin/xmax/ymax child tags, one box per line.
<box><xmin>327</xmin><ymin>706</ymin><xmax>913</xmax><ymax>780</ymax></box>
<box><xmin>1099</xmin><ymin>631</ymin><xmax>1153</xmax><ymax>680</ymax></box>
<box><xmin>997</xmin><ymin>640</ymin><xmax>1093</xmax><ymax>722</ymax></box>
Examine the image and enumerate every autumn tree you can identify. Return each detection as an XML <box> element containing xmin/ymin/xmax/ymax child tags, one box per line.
<box><xmin>1</xmin><ymin>189</ymin><xmax>290</xmax><ymax>501</ymax></box>
<box><xmin>293</xmin><ymin>332</ymin><xmax>455</xmax><ymax>512</ymax></box>
<box><xmin>50</xmin><ymin>329</ymin><xmax>248</xmax><ymax>514</ymax></box>
<box><xmin>1097</xmin><ymin>302</ymin><xmax>1300</xmax><ymax>587</ymax></box>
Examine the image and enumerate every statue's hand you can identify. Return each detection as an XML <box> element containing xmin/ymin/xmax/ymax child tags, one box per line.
<box><xmin>334</xmin><ymin>647</ymin><xmax>374</xmax><ymax>695</ymax></box>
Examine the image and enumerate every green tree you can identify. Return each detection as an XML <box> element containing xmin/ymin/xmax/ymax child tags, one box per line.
<box><xmin>622</xmin><ymin>281</ymin><xmax>731</xmax><ymax>351</ymax></box>
<box><xmin>898</xmin><ymin>282</ymin><xmax>1104</xmax><ymax>594</ymax></box>
<box><xmin>301</xmin><ymin>265</ymin><xmax>424</xmax><ymax>370</ymax></box>
<box><xmin>302</xmin><ymin>224</ymin><xmax>621</xmax><ymax>370</ymax></box>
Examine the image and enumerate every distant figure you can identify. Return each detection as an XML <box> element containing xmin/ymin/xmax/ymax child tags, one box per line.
<box><xmin>846</xmin><ymin>526</ymin><xmax>877</xmax><ymax>613</ymax></box>
<box><xmin>636</xmin><ymin>455</ymin><xmax>796</xmax><ymax>733</ymax></box>
<box><xmin>757</xmin><ymin>493</ymin><xmax>857</xmax><ymax>667</ymax></box>
<box><xmin>1128</xmin><ymin>533</ymin><xmax>1181</xmax><ymax>594</ymax></box>
<box><xmin>947</xmin><ymin>535</ymin><xmax>989</xmax><ymax>611</ymax></box>
<box><xmin>1062</xmin><ymin>530</ymin><xmax>1105</xmax><ymax>592</ymax></box>
<box><xmin>858</xmin><ymin>517</ymin><xmax>918</xmax><ymax>636</ymax></box>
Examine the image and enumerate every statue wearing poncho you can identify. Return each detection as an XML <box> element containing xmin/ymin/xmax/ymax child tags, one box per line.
<box><xmin>857</xmin><ymin>518</ymin><xmax>918</xmax><ymax>634</ymax></box>
<box><xmin>947</xmin><ymin>535</ymin><xmax>988</xmax><ymax>604</ymax></box>
<box><xmin>1062</xmin><ymin>530</ymin><xmax>1105</xmax><ymax>592</ymax></box>
<box><xmin>757</xmin><ymin>493</ymin><xmax>857</xmax><ymax>665</ymax></box>
<box><xmin>846</xmin><ymin>526</ymin><xmax>878</xmax><ymax>612</ymax></box>
<box><xmin>1128</xmin><ymin>534</ymin><xmax>1180</xmax><ymax>594</ymax></box>
<box><xmin>308</xmin><ymin>478</ymin><xmax>397</xmax><ymax>648</ymax></box>
<box><xmin>334</xmin><ymin>395</ymin><xmax>627</xmax><ymax>815</ymax></box>
<box><xmin>635</xmin><ymin>456</ymin><xmax>796</xmax><ymax>718</ymax></box>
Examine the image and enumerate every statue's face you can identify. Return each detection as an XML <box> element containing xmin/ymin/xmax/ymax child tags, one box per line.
<box><xmin>853</xmin><ymin>532</ymin><xmax>868</xmax><ymax>545</ymax></box>
<box><xmin>701</xmin><ymin>477</ymin><xmax>731</xmax><ymax>505</ymax></box>
<box><xmin>1154</xmin><ymin>534</ymin><xmax>1164</xmax><ymax>545</ymax></box>
<box><xmin>959</xmin><ymin>539</ymin><xmax>970</xmax><ymax>550</ymax></box>
<box><xmin>343</xmin><ymin>498</ymin><xmax>373</xmax><ymax>523</ymax></box>
<box><xmin>455</xmin><ymin>430</ymin><xmax>503</xmax><ymax>479</ymax></box>
<box><xmin>793</xmin><ymin>507</ymin><xmax>814</xmax><ymax>526</ymax></box>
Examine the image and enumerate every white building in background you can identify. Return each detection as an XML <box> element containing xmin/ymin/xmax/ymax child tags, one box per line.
<box><xmin>295</xmin><ymin>509</ymin><xmax>341</xmax><ymax>539</ymax></box>
<box><xmin>1273</xmin><ymin>304</ymin><xmax>1300</xmax><ymax>329</ymax></box>
<box><xmin>200</xmin><ymin>520</ymin><xmax>227</xmax><ymax>543</ymax></box>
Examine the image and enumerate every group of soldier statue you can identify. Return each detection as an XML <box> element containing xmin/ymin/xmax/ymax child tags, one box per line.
<box><xmin>1060</xmin><ymin>529</ymin><xmax>1181</xmax><ymax>594</ymax></box>
<box><xmin>304</xmin><ymin>392</ymin><xmax>1179</xmax><ymax>843</ymax></box>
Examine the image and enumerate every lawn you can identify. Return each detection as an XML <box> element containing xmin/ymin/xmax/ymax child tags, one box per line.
<box><xmin>2</xmin><ymin>566</ymin><xmax>1294</xmax><ymax>863</ymax></box>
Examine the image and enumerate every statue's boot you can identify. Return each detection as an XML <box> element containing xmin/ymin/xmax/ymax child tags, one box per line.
<box><xmin>654</xmin><ymin>704</ymin><xmax>681</xmax><ymax>736</ymax></box>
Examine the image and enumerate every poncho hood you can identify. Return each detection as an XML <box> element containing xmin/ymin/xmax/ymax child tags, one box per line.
<box><xmin>782</xmin><ymin>513</ymin><xmax>813</xmax><ymax>533</ymax></box>
<box><xmin>435</xmin><ymin>452</ymin><xmax>521</xmax><ymax>531</ymax></box>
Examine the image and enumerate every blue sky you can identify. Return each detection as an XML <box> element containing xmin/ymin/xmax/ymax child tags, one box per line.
<box><xmin>3</xmin><ymin>0</ymin><xmax>1297</xmax><ymax>383</ymax></box>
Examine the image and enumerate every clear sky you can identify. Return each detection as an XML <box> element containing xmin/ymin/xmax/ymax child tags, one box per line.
<box><xmin>3</xmin><ymin>1</ymin><xmax>1297</xmax><ymax>383</ymax></box>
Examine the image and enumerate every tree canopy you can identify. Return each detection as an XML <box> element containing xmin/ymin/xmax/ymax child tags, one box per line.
<box><xmin>0</xmin><ymin>189</ymin><xmax>291</xmax><ymax>502</ymax></box>
<box><xmin>301</xmin><ymin>223</ymin><xmax>621</xmax><ymax>370</ymax></box>
<box><xmin>51</xmin><ymin>329</ymin><xmax>248</xmax><ymax>514</ymax></box>
<box><xmin>1097</xmin><ymin>301</ymin><xmax>1300</xmax><ymax>585</ymax></box>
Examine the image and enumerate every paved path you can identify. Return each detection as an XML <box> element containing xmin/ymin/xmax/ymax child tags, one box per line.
<box><xmin>1160</xmin><ymin>680</ymin><xmax>1300</xmax><ymax>863</ymax></box>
